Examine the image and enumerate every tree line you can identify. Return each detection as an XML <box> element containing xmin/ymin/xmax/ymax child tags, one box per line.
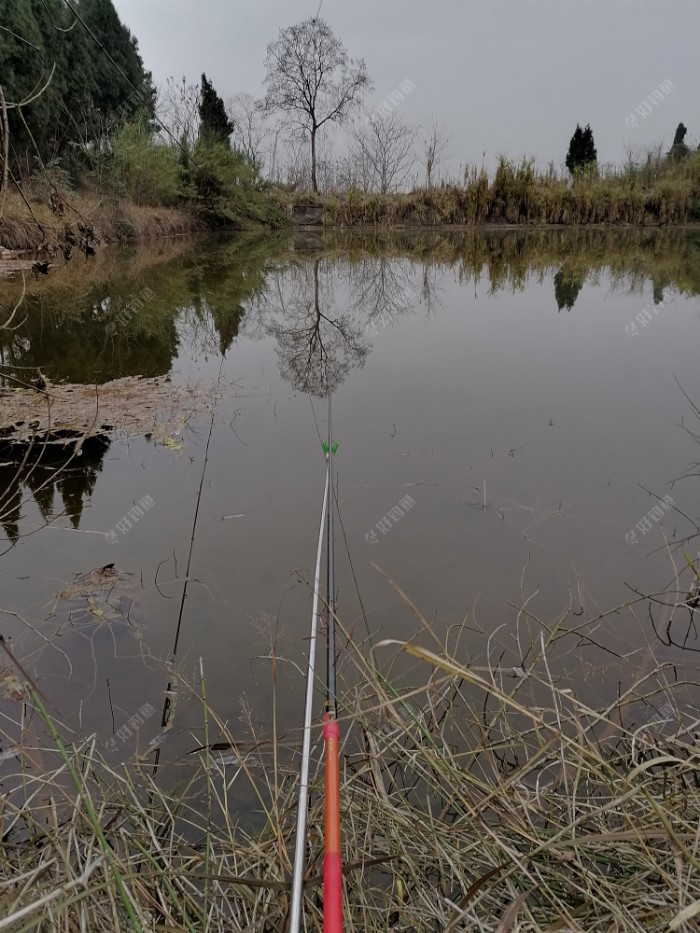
<box><xmin>0</xmin><ymin>0</ymin><xmax>154</xmax><ymax>171</ymax></box>
<box><xmin>0</xmin><ymin>4</ymin><xmax>697</xmax><ymax>212</ymax></box>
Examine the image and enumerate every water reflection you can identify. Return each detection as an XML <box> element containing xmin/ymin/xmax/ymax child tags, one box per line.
<box><xmin>0</xmin><ymin>235</ymin><xmax>275</xmax><ymax>383</ymax></box>
<box><xmin>1</xmin><ymin>226</ymin><xmax>699</xmax><ymax>548</ymax></box>
<box><xmin>347</xmin><ymin>256</ymin><xmax>442</xmax><ymax>331</ymax></box>
<box><xmin>553</xmin><ymin>266</ymin><xmax>585</xmax><ymax>311</ymax></box>
<box><xmin>1</xmin><ymin>228</ymin><xmax>699</xmax><ymax>391</ymax></box>
<box><xmin>0</xmin><ymin>441</ymin><xmax>109</xmax><ymax>546</ymax></box>
<box><xmin>250</xmin><ymin>257</ymin><xmax>368</xmax><ymax>396</ymax></box>
<box><xmin>1</xmin><ymin>226</ymin><xmax>700</xmax><ymax>772</ymax></box>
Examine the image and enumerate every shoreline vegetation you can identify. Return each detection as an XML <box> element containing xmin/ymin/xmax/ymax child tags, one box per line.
<box><xmin>1</xmin><ymin>151</ymin><xmax>699</xmax><ymax>255</ymax></box>
<box><xmin>293</xmin><ymin>152</ymin><xmax>700</xmax><ymax>229</ymax></box>
<box><xmin>1</xmin><ymin>608</ymin><xmax>699</xmax><ymax>930</ymax></box>
<box><xmin>2</xmin><ymin>3</ymin><xmax>699</xmax><ymax>257</ymax></box>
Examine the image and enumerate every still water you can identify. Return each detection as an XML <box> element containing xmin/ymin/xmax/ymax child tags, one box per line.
<box><xmin>1</xmin><ymin>228</ymin><xmax>699</xmax><ymax>768</ymax></box>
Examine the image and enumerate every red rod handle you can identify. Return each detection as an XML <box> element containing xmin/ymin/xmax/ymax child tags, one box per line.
<box><xmin>323</xmin><ymin>715</ymin><xmax>343</xmax><ymax>933</ymax></box>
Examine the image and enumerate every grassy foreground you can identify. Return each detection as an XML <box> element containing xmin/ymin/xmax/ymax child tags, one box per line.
<box><xmin>1</xmin><ymin>608</ymin><xmax>699</xmax><ymax>933</ymax></box>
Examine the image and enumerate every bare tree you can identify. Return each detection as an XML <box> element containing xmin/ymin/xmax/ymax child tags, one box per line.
<box><xmin>280</xmin><ymin>129</ymin><xmax>312</xmax><ymax>190</ymax></box>
<box><xmin>227</xmin><ymin>93</ymin><xmax>269</xmax><ymax>176</ymax></box>
<box><xmin>156</xmin><ymin>76</ymin><xmax>201</xmax><ymax>150</ymax></box>
<box><xmin>351</xmin><ymin>112</ymin><xmax>417</xmax><ymax>194</ymax></box>
<box><xmin>277</xmin><ymin>121</ymin><xmax>340</xmax><ymax>191</ymax></box>
<box><xmin>422</xmin><ymin>118</ymin><xmax>450</xmax><ymax>189</ymax></box>
<box><xmin>263</xmin><ymin>17</ymin><xmax>371</xmax><ymax>192</ymax></box>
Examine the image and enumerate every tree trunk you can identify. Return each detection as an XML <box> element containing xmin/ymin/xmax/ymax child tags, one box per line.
<box><xmin>311</xmin><ymin>126</ymin><xmax>318</xmax><ymax>193</ymax></box>
<box><xmin>313</xmin><ymin>257</ymin><xmax>320</xmax><ymax>321</ymax></box>
<box><xmin>0</xmin><ymin>85</ymin><xmax>8</xmax><ymax>223</ymax></box>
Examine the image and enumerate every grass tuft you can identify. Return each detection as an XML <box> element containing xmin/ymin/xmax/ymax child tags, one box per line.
<box><xmin>1</xmin><ymin>599</ymin><xmax>699</xmax><ymax>931</ymax></box>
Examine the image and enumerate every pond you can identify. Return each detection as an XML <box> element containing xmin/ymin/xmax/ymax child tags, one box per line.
<box><xmin>1</xmin><ymin>227</ymin><xmax>699</xmax><ymax>779</ymax></box>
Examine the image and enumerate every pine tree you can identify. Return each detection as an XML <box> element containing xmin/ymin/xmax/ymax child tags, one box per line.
<box><xmin>566</xmin><ymin>123</ymin><xmax>597</xmax><ymax>175</ymax></box>
<box><xmin>199</xmin><ymin>74</ymin><xmax>234</xmax><ymax>147</ymax></box>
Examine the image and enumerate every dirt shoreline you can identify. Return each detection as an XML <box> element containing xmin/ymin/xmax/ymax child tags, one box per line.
<box><xmin>0</xmin><ymin>192</ymin><xmax>208</xmax><ymax>254</ymax></box>
<box><xmin>3</xmin><ymin>186</ymin><xmax>700</xmax><ymax>256</ymax></box>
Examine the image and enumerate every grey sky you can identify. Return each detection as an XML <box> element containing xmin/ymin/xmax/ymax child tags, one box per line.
<box><xmin>113</xmin><ymin>0</ymin><xmax>699</xmax><ymax>174</ymax></box>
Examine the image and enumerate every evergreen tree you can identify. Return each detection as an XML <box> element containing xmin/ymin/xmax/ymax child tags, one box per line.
<box><xmin>566</xmin><ymin>123</ymin><xmax>597</xmax><ymax>175</ymax></box>
<box><xmin>668</xmin><ymin>122</ymin><xmax>689</xmax><ymax>161</ymax></box>
<box><xmin>0</xmin><ymin>0</ymin><xmax>49</xmax><ymax>161</ymax></box>
<box><xmin>79</xmin><ymin>0</ymin><xmax>155</xmax><ymax>121</ymax></box>
<box><xmin>198</xmin><ymin>74</ymin><xmax>234</xmax><ymax>147</ymax></box>
<box><xmin>0</xmin><ymin>0</ymin><xmax>155</xmax><ymax>171</ymax></box>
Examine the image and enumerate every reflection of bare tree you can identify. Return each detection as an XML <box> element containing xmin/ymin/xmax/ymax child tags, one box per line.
<box><xmin>347</xmin><ymin>257</ymin><xmax>443</xmax><ymax>332</ymax></box>
<box><xmin>243</xmin><ymin>252</ymin><xmax>444</xmax><ymax>392</ymax></box>
<box><xmin>252</xmin><ymin>258</ymin><xmax>368</xmax><ymax>397</ymax></box>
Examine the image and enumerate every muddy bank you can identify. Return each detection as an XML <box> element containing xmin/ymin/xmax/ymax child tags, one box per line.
<box><xmin>0</xmin><ymin>191</ymin><xmax>209</xmax><ymax>254</ymax></box>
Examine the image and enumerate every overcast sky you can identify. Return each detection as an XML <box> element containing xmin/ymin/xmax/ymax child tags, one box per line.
<box><xmin>113</xmin><ymin>0</ymin><xmax>699</xmax><ymax>175</ymax></box>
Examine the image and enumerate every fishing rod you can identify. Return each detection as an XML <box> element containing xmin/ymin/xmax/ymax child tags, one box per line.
<box><xmin>322</xmin><ymin>393</ymin><xmax>343</xmax><ymax>933</ymax></box>
<box><xmin>289</xmin><ymin>394</ymin><xmax>343</xmax><ymax>933</ymax></box>
<box><xmin>288</xmin><ymin>443</ymin><xmax>330</xmax><ymax>932</ymax></box>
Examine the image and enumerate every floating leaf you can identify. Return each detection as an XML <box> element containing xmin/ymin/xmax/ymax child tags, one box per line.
<box><xmin>0</xmin><ymin>671</ymin><xmax>24</xmax><ymax>701</ymax></box>
<box><xmin>0</xmin><ymin>376</ymin><xmax>215</xmax><ymax>454</ymax></box>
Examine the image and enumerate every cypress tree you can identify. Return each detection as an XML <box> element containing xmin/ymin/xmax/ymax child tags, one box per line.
<box><xmin>668</xmin><ymin>122</ymin><xmax>689</xmax><ymax>161</ymax></box>
<box><xmin>0</xmin><ymin>0</ymin><xmax>48</xmax><ymax>163</ymax></box>
<box><xmin>580</xmin><ymin>124</ymin><xmax>597</xmax><ymax>166</ymax></box>
<box><xmin>566</xmin><ymin>123</ymin><xmax>597</xmax><ymax>175</ymax></box>
<box><xmin>199</xmin><ymin>74</ymin><xmax>234</xmax><ymax>147</ymax></box>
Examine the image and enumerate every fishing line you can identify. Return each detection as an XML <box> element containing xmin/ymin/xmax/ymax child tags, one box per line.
<box><xmin>333</xmin><ymin>487</ymin><xmax>375</xmax><ymax>652</ymax></box>
<box><xmin>325</xmin><ymin>394</ymin><xmax>337</xmax><ymax>716</ymax></box>
<box><xmin>309</xmin><ymin>392</ymin><xmax>374</xmax><ymax>650</ymax></box>
<box><xmin>150</xmin><ymin>359</ymin><xmax>224</xmax><ymax>775</ymax></box>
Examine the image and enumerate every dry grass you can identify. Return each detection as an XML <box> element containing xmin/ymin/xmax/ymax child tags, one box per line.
<box><xmin>0</xmin><ymin>188</ymin><xmax>205</xmax><ymax>253</ymax></box>
<box><xmin>1</xmin><ymin>575</ymin><xmax>699</xmax><ymax>932</ymax></box>
<box><xmin>307</xmin><ymin>153</ymin><xmax>700</xmax><ymax>228</ymax></box>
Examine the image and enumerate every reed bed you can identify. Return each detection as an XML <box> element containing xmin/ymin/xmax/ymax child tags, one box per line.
<box><xmin>313</xmin><ymin>153</ymin><xmax>700</xmax><ymax>228</ymax></box>
<box><xmin>1</xmin><ymin>590</ymin><xmax>699</xmax><ymax>933</ymax></box>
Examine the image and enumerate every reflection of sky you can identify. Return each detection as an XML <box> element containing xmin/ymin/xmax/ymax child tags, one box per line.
<box><xmin>2</xmin><ymin>248</ymin><xmax>699</xmax><ymax>757</ymax></box>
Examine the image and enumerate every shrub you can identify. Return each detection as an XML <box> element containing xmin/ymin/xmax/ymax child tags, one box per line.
<box><xmin>111</xmin><ymin>115</ymin><xmax>182</xmax><ymax>207</ymax></box>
